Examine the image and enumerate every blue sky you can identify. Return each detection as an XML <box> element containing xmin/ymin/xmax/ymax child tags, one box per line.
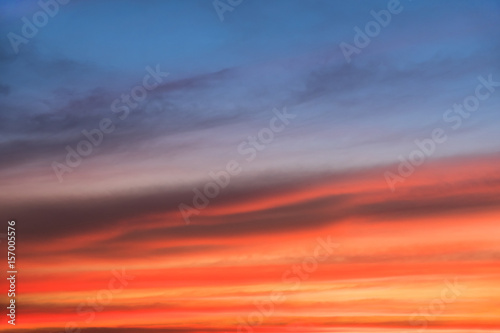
<box><xmin>0</xmin><ymin>0</ymin><xmax>499</xmax><ymax>192</ymax></box>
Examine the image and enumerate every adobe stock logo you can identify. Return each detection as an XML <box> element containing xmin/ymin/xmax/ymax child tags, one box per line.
<box><xmin>64</xmin><ymin>269</ymin><xmax>135</xmax><ymax>333</ymax></box>
<box><xmin>179</xmin><ymin>107</ymin><xmax>296</xmax><ymax>224</ymax></box>
<box><xmin>405</xmin><ymin>277</ymin><xmax>466</xmax><ymax>333</ymax></box>
<box><xmin>7</xmin><ymin>0</ymin><xmax>70</xmax><ymax>54</ymax></box>
<box><xmin>384</xmin><ymin>74</ymin><xmax>500</xmax><ymax>191</ymax></box>
<box><xmin>339</xmin><ymin>0</ymin><xmax>404</xmax><ymax>63</ymax></box>
<box><xmin>212</xmin><ymin>0</ymin><xmax>243</xmax><ymax>22</ymax></box>
<box><xmin>236</xmin><ymin>236</ymin><xmax>340</xmax><ymax>333</ymax></box>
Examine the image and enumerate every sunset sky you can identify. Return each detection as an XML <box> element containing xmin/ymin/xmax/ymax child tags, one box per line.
<box><xmin>1</xmin><ymin>0</ymin><xmax>500</xmax><ymax>332</ymax></box>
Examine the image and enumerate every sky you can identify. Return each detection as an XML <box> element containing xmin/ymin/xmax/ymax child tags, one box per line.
<box><xmin>0</xmin><ymin>0</ymin><xmax>500</xmax><ymax>332</ymax></box>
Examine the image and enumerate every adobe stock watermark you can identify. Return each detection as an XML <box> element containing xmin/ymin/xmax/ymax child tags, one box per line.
<box><xmin>51</xmin><ymin>65</ymin><xmax>169</xmax><ymax>182</ymax></box>
<box><xmin>63</xmin><ymin>268</ymin><xmax>135</xmax><ymax>333</ymax></box>
<box><xmin>236</xmin><ymin>236</ymin><xmax>340</xmax><ymax>333</ymax></box>
<box><xmin>213</xmin><ymin>0</ymin><xmax>243</xmax><ymax>22</ymax></box>
<box><xmin>339</xmin><ymin>0</ymin><xmax>405</xmax><ymax>63</ymax></box>
<box><xmin>178</xmin><ymin>107</ymin><xmax>296</xmax><ymax>224</ymax></box>
<box><xmin>7</xmin><ymin>0</ymin><xmax>70</xmax><ymax>54</ymax></box>
<box><xmin>385</xmin><ymin>74</ymin><xmax>500</xmax><ymax>191</ymax></box>
<box><xmin>404</xmin><ymin>277</ymin><xmax>466</xmax><ymax>333</ymax></box>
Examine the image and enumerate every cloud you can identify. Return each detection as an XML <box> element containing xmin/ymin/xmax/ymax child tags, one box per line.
<box><xmin>4</xmin><ymin>153</ymin><xmax>499</xmax><ymax>264</ymax></box>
